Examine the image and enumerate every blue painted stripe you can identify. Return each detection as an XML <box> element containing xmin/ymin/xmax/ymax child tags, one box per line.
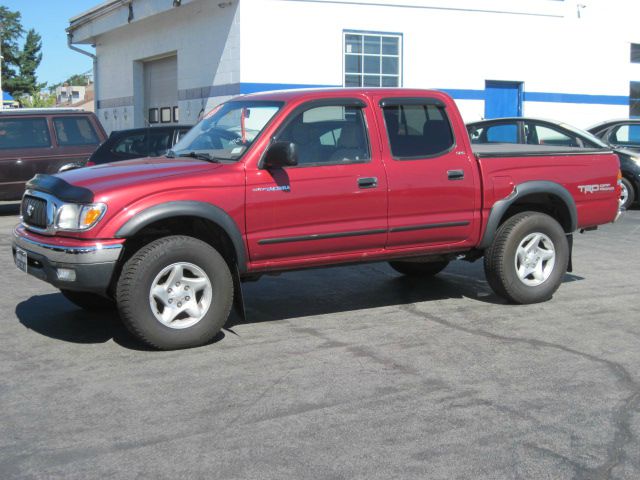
<box><xmin>436</xmin><ymin>88</ymin><xmax>485</xmax><ymax>101</ymax></box>
<box><xmin>239</xmin><ymin>83</ymin><xmax>629</xmax><ymax>106</ymax></box>
<box><xmin>240</xmin><ymin>82</ymin><xmax>337</xmax><ymax>94</ymax></box>
<box><xmin>524</xmin><ymin>91</ymin><xmax>629</xmax><ymax>105</ymax></box>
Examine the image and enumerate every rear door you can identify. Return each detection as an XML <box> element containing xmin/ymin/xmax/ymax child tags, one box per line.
<box><xmin>245</xmin><ymin>99</ymin><xmax>388</xmax><ymax>264</ymax></box>
<box><xmin>0</xmin><ymin>116</ymin><xmax>53</xmax><ymax>197</ymax></box>
<box><xmin>374</xmin><ymin>96</ymin><xmax>479</xmax><ymax>250</ymax></box>
<box><xmin>51</xmin><ymin>115</ymin><xmax>102</xmax><ymax>170</ymax></box>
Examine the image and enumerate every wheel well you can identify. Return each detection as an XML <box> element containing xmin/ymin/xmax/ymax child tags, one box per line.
<box><xmin>106</xmin><ymin>216</ymin><xmax>238</xmax><ymax>298</ymax></box>
<box><xmin>121</xmin><ymin>216</ymin><xmax>238</xmax><ymax>265</ymax></box>
<box><xmin>499</xmin><ymin>193</ymin><xmax>573</xmax><ymax>233</ymax></box>
<box><xmin>622</xmin><ymin>174</ymin><xmax>638</xmax><ymax>198</ymax></box>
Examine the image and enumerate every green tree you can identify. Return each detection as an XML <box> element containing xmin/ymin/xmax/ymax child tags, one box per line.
<box><xmin>0</xmin><ymin>6</ymin><xmax>25</xmax><ymax>94</ymax></box>
<box><xmin>17</xmin><ymin>91</ymin><xmax>55</xmax><ymax>108</ymax></box>
<box><xmin>1</xmin><ymin>8</ymin><xmax>45</xmax><ymax>97</ymax></box>
<box><xmin>14</xmin><ymin>29</ymin><xmax>45</xmax><ymax>95</ymax></box>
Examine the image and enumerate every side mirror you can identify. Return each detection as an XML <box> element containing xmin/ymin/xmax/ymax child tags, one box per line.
<box><xmin>263</xmin><ymin>141</ymin><xmax>298</xmax><ymax>168</ymax></box>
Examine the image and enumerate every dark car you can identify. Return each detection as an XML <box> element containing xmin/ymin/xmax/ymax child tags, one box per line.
<box><xmin>467</xmin><ymin>117</ymin><xmax>640</xmax><ymax>209</ymax></box>
<box><xmin>88</xmin><ymin>125</ymin><xmax>192</xmax><ymax>165</ymax></box>
<box><xmin>588</xmin><ymin>119</ymin><xmax>640</xmax><ymax>152</ymax></box>
<box><xmin>0</xmin><ymin>108</ymin><xmax>107</xmax><ymax>200</ymax></box>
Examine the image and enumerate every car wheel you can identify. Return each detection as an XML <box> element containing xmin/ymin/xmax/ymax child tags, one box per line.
<box><xmin>484</xmin><ymin>212</ymin><xmax>568</xmax><ymax>304</ymax></box>
<box><xmin>620</xmin><ymin>177</ymin><xmax>635</xmax><ymax>209</ymax></box>
<box><xmin>116</xmin><ymin>235</ymin><xmax>233</xmax><ymax>350</ymax></box>
<box><xmin>388</xmin><ymin>260</ymin><xmax>449</xmax><ymax>277</ymax></box>
<box><xmin>61</xmin><ymin>290</ymin><xmax>116</xmax><ymax>311</ymax></box>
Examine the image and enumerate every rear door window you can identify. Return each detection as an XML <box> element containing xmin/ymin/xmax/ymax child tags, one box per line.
<box><xmin>382</xmin><ymin>103</ymin><xmax>454</xmax><ymax>158</ymax></box>
<box><xmin>527</xmin><ymin>124</ymin><xmax>580</xmax><ymax>147</ymax></box>
<box><xmin>148</xmin><ymin>130</ymin><xmax>172</xmax><ymax>156</ymax></box>
<box><xmin>112</xmin><ymin>133</ymin><xmax>147</xmax><ymax>156</ymax></box>
<box><xmin>485</xmin><ymin>124</ymin><xmax>518</xmax><ymax>143</ymax></box>
<box><xmin>53</xmin><ymin>116</ymin><xmax>100</xmax><ymax>146</ymax></box>
<box><xmin>611</xmin><ymin>124</ymin><xmax>640</xmax><ymax>146</ymax></box>
<box><xmin>0</xmin><ymin>118</ymin><xmax>51</xmax><ymax>149</ymax></box>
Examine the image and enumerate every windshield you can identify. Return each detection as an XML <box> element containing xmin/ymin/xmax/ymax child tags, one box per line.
<box><xmin>170</xmin><ymin>101</ymin><xmax>283</xmax><ymax>161</ymax></box>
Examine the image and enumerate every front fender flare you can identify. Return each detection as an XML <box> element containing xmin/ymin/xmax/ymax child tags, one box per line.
<box><xmin>114</xmin><ymin>201</ymin><xmax>248</xmax><ymax>272</ymax></box>
<box><xmin>479</xmin><ymin>181</ymin><xmax>577</xmax><ymax>249</ymax></box>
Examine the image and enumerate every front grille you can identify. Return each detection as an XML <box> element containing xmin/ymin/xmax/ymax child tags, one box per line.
<box><xmin>22</xmin><ymin>195</ymin><xmax>48</xmax><ymax>228</ymax></box>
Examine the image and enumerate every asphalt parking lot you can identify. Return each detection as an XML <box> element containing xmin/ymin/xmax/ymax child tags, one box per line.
<box><xmin>1</xmin><ymin>202</ymin><xmax>639</xmax><ymax>480</ymax></box>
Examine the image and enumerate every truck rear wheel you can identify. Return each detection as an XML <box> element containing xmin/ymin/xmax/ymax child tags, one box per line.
<box><xmin>484</xmin><ymin>212</ymin><xmax>568</xmax><ymax>304</ymax></box>
<box><xmin>116</xmin><ymin>235</ymin><xmax>233</xmax><ymax>350</ymax></box>
<box><xmin>389</xmin><ymin>260</ymin><xmax>449</xmax><ymax>277</ymax></box>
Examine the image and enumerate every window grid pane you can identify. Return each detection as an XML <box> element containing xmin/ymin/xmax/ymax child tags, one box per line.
<box><xmin>630</xmin><ymin>81</ymin><xmax>640</xmax><ymax>117</ymax></box>
<box><xmin>344</xmin><ymin>32</ymin><xmax>401</xmax><ymax>88</ymax></box>
<box><xmin>631</xmin><ymin>44</ymin><xmax>640</xmax><ymax>64</ymax></box>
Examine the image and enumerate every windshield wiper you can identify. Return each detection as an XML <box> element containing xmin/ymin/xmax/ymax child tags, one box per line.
<box><xmin>173</xmin><ymin>151</ymin><xmax>220</xmax><ymax>163</ymax></box>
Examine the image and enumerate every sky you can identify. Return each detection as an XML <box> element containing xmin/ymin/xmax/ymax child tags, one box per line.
<box><xmin>1</xmin><ymin>0</ymin><xmax>101</xmax><ymax>87</ymax></box>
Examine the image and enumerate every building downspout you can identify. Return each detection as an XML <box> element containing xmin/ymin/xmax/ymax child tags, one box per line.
<box><xmin>67</xmin><ymin>33</ymin><xmax>98</xmax><ymax>113</ymax></box>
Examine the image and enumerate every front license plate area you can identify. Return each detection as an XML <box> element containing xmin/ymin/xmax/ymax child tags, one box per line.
<box><xmin>15</xmin><ymin>247</ymin><xmax>28</xmax><ymax>273</ymax></box>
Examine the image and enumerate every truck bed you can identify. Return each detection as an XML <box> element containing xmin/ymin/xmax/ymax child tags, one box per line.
<box><xmin>472</xmin><ymin>143</ymin><xmax>612</xmax><ymax>158</ymax></box>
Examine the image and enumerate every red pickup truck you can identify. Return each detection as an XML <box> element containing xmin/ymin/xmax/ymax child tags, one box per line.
<box><xmin>12</xmin><ymin>89</ymin><xmax>621</xmax><ymax>350</ymax></box>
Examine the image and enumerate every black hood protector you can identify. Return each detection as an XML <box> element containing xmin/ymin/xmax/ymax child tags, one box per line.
<box><xmin>26</xmin><ymin>174</ymin><xmax>94</xmax><ymax>203</ymax></box>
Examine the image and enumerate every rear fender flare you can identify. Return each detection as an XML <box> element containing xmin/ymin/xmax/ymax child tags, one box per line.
<box><xmin>479</xmin><ymin>181</ymin><xmax>577</xmax><ymax>249</ymax></box>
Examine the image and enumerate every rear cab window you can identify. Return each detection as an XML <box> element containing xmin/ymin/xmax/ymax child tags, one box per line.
<box><xmin>0</xmin><ymin>117</ymin><xmax>51</xmax><ymax>149</ymax></box>
<box><xmin>53</xmin><ymin>116</ymin><xmax>100</xmax><ymax>146</ymax></box>
<box><xmin>381</xmin><ymin>99</ymin><xmax>455</xmax><ymax>158</ymax></box>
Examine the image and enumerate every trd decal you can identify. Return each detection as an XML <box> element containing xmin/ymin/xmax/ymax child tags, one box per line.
<box><xmin>252</xmin><ymin>185</ymin><xmax>291</xmax><ymax>192</ymax></box>
<box><xmin>577</xmin><ymin>184</ymin><xmax>615</xmax><ymax>194</ymax></box>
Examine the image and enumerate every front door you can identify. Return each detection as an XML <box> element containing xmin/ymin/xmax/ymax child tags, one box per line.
<box><xmin>484</xmin><ymin>81</ymin><xmax>523</xmax><ymax>119</ymax></box>
<box><xmin>245</xmin><ymin>100</ymin><xmax>388</xmax><ymax>267</ymax></box>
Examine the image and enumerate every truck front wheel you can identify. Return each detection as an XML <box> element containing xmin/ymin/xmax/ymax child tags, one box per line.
<box><xmin>484</xmin><ymin>212</ymin><xmax>569</xmax><ymax>304</ymax></box>
<box><xmin>116</xmin><ymin>235</ymin><xmax>233</xmax><ymax>350</ymax></box>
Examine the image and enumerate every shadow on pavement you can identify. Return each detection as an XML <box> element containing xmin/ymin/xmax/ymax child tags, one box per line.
<box><xmin>14</xmin><ymin>293</ymin><xmax>224</xmax><ymax>350</ymax></box>
<box><xmin>14</xmin><ymin>262</ymin><xmax>584</xmax><ymax>347</ymax></box>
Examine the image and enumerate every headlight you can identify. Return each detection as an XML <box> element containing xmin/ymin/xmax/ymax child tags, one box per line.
<box><xmin>55</xmin><ymin>203</ymin><xmax>107</xmax><ymax>231</ymax></box>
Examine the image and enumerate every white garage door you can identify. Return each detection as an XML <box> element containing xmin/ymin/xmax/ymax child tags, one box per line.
<box><xmin>144</xmin><ymin>55</ymin><xmax>178</xmax><ymax>125</ymax></box>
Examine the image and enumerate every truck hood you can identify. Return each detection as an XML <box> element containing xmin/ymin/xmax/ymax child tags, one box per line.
<box><xmin>56</xmin><ymin>157</ymin><xmax>222</xmax><ymax>200</ymax></box>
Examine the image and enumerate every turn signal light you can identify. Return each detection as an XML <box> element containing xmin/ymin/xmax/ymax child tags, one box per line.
<box><xmin>81</xmin><ymin>207</ymin><xmax>104</xmax><ymax>227</ymax></box>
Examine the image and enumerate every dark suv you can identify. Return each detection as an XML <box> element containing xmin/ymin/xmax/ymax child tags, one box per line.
<box><xmin>0</xmin><ymin>109</ymin><xmax>106</xmax><ymax>200</ymax></box>
<box><xmin>87</xmin><ymin>125</ymin><xmax>192</xmax><ymax>165</ymax></box>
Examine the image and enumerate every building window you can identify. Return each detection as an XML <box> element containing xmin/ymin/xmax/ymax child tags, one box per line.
<box><xmin>631</xmin><ymin>44</ymin><xmax>640</xmax><ymax>63</ymax></box>
<box><xmin>344</xmin><ymin>32</ymin><xmax>402</xmax><ymax>88</ymax></box>
<box><xmin>630</xmin><ymin>82</ymin><xmax>640</xmax><ymax>117</ymax></box>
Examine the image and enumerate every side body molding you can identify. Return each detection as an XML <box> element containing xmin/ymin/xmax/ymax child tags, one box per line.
<box><xmin>479</xmin><ymin>181</ymin><xmax>577</xmax><ymax>249</ymax></box>
<box><xmin>115</xmin><ymin>201</ymin><xmax>248</xmax><ymax>272</ymax></box>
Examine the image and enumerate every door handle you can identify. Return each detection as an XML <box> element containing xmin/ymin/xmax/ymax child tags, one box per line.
<box><xmin>447</xmin><ymin>170</ymin><xmax>465</xmax><ymax>180</ymax></box>
<box><xmin>358</xmin><ymin>177</ymin><xmax>378</xmax><ymax>189</ymax></box>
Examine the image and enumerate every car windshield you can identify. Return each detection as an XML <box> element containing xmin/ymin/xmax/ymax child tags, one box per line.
<box><xmin>169</xmin><ymin>101</ymin><xmax>283</xmax><ymax>161</ymax></box>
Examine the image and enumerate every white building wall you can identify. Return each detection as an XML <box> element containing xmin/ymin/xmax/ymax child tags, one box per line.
<box><xmin>240</xmin><ymin>0</ymin><xmax>638</xmax><ymax>128</ymax></box>
<box><xmin>91</xmin><ymin>0</ymin><xmax>239</xmax><ymax>132</ymax></box>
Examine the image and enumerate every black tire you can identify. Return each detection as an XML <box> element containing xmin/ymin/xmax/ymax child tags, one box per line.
<box><xmin>484</xmin><ymin>212</ymin><xmax>569</xmax><ymax>304</ymax></box>
<box><xmin>620</xmin><ymin>177</ymin><xmax>635</xmax><ymax>210</ymax></box>
<box><xmin>389</xmin><ymin>260</ymin><xmax>449</xmax><ymax>277</ymax></box>
<box><xmin>61</xmin><ymin>290</ymin><xmax>116</xmax><ymax>311</ymax></box>
<box><xmin>116</xmin><ymin>235</ymin><xmax>233</xmax><ymax>350</ymax></box>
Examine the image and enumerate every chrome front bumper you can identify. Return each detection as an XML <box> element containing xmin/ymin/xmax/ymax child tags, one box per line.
<box><xmin>12</xmin><ymin>226</ymin><xmax>124</xmax><ymax>293</ymax></box>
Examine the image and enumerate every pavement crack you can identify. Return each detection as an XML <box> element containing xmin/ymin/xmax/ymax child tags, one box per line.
<box><xmin>400</xmin><ymin>303</ymin><xmax>640</xmax><ymax>479</ymax></box>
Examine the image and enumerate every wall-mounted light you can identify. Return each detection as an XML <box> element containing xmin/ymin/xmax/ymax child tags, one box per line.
<box><xmin>218</xmin><ymin>2</ymin><xmax>232</xmax><ymax>8</ymax></box>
